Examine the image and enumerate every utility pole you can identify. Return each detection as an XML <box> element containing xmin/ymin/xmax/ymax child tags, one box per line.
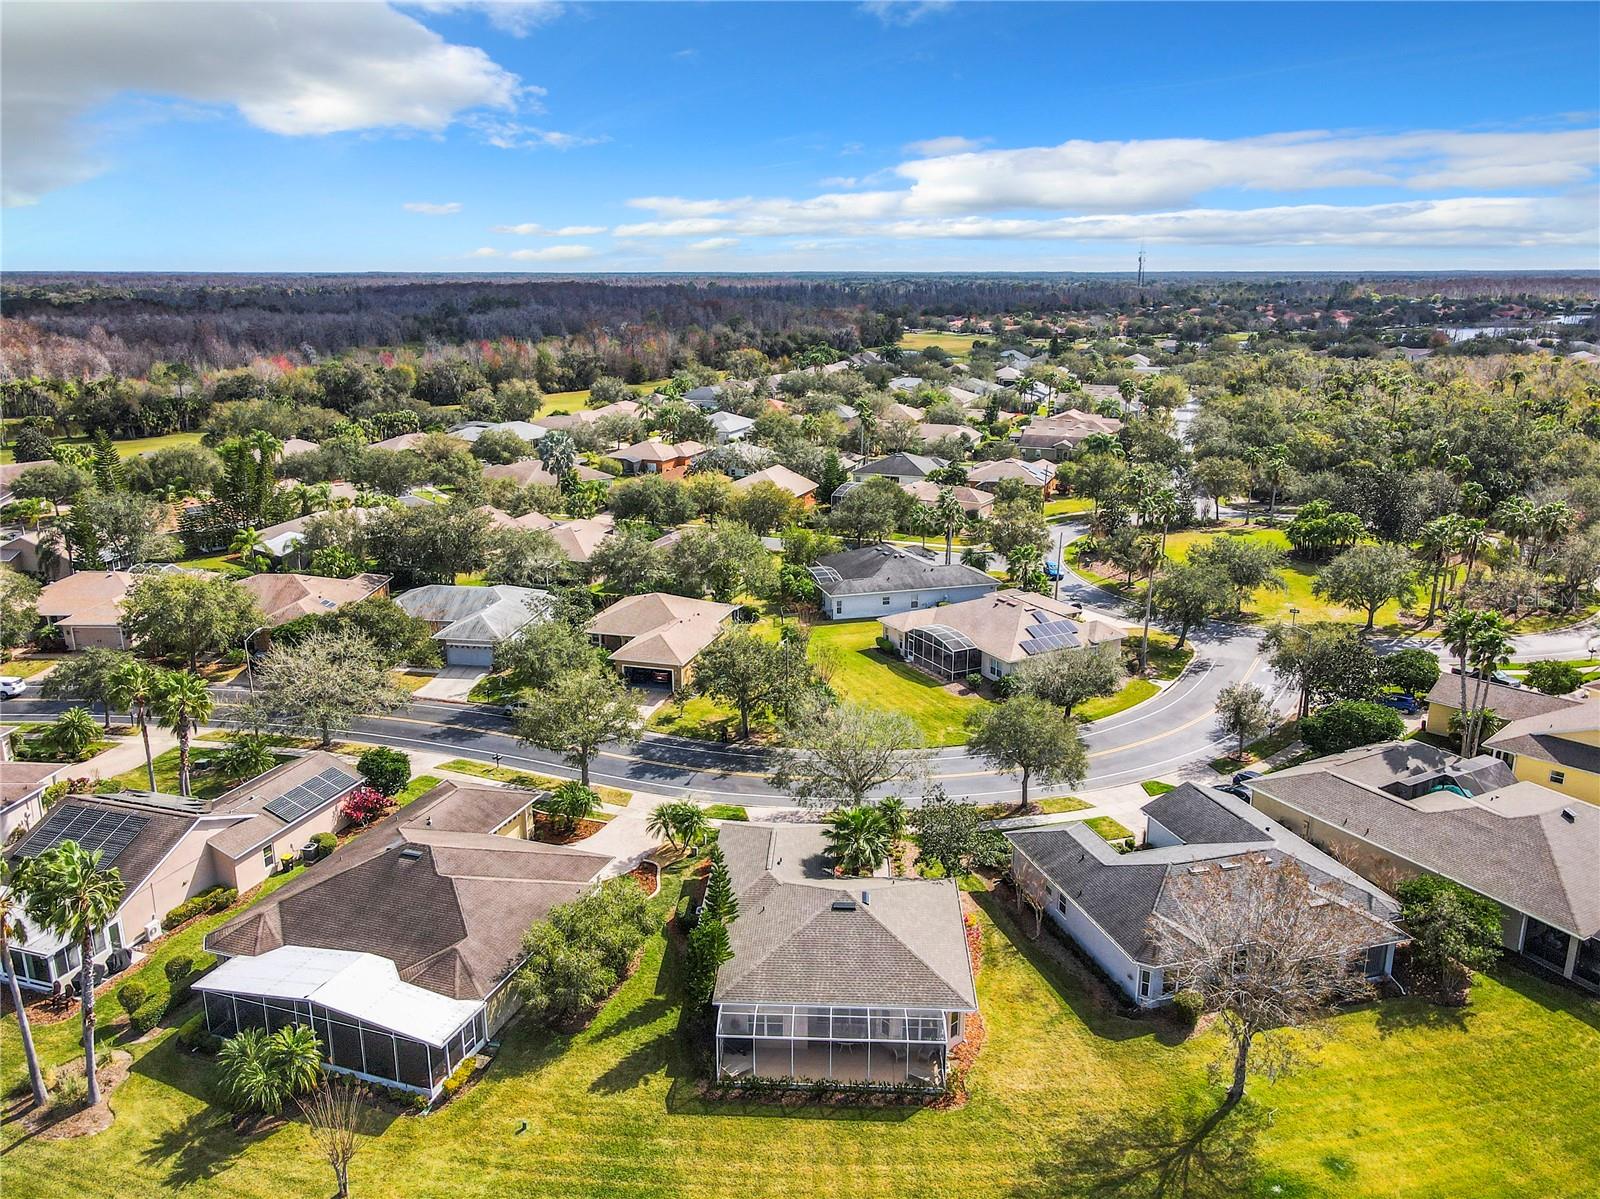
<box><xmin>1136</xmin><ymin>243</ymin><xmax>1146</xmax><ymax>295</ymax></box>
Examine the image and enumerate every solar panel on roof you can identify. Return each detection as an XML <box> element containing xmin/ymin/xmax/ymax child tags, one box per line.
<box><xmin>263</xmin><ymin>767</ymin><xmax>360</xmax><ymax>823</ymax></box>
<box><xmin>16</xmin><ymin>806</ymin><xmax>150</xmax><ymax>865</ymax></box>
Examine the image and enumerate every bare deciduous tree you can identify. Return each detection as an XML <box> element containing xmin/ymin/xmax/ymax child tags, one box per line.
<box><xmin>1148</xmin><ymin>854</ymin><xmax>1392</xmax><ymax>1112</ymax></box>
<box><xmin>296</xmin><ymin>1077</ymin><xmax>364</xmax><ymax>1199</ymax></box>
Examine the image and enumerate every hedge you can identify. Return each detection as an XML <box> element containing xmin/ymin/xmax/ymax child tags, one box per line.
<box><xmin>162</xmin><ymin>885</ymin><xmax>237</xmax><ymax>932</ymax></box>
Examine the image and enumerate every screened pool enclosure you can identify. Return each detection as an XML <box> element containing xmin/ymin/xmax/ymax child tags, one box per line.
<box><xmin>715</xmin><ymin>1003</ymin><xmax>959</xmax><ymax>1088</ymax></box>
<box><xmin>900</xmin><ymin>625</ymin><xmax>981</xmax><ymax>680</ymax></box>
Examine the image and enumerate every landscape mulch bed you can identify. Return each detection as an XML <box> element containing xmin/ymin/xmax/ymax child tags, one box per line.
<box><xmin>10</xmin><ymin>1050</ymin><xmax>134</xmax><ymax>1141</ymax></box>
<box><xmin>530</xmin><ymin>815</ymin><xmax>609</xmax><ymax>845</ymax></box>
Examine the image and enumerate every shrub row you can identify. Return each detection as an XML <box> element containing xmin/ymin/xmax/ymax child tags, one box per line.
<box><xmin>162</xmin><ymin>886</ymin><xmax>237</xmax><ymax>932</ymax></box>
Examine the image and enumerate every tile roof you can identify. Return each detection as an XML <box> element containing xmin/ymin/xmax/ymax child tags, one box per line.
<box><xmin>730</xmin><ymin>464</ymin><xmax>818</xmax><ymax>498</ymax></box>
<box><xmin>585</xmin><ymin>592</ymin><xmax>738</xmax><ymax>669</ymax></box>
<box><xmin>809</xmin><ymin>543</ymin><xmax>999</xmax><ymax>598</ymax></box>
<box><xmin>394</xmin><ymin>584</ymin><xmax>550</xmax><ymax>644</ymax></box>
<box><xmin>238</xmin><ymin>572</ymin><xmax>388</xmax><ymax>627</ymax></box>
<box><xmin>1251</xmin><ymin>741</ymin><xmax>1600</xmax><ymax>937</ymax></box>
<box><xmin>712</xmin><ymin>823</ymin><xmax>978</xmax><ymax>1010</ymax></box>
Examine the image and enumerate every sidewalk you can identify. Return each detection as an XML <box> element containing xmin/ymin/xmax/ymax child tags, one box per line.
<box><xmin>981</xmin><ymin>781</ymin><xmax>1155</xmax><ymax>839</ymax></box>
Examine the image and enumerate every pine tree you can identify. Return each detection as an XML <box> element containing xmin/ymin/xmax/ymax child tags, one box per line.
<box><xmin>702</xmin><ymin>855</ymin><xmax>739</xmax><ymax>924</ymax></box>
<box><xmin>91</xmin><ymin>430</ymin><xmax>122</xmax><ymax>491</ymax></box>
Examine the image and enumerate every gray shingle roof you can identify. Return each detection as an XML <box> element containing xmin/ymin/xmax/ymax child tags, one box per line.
<box><xmin>852</xmin><ymin>452</ymin><xmax>947</xmax><ymax>480</ymax></box>
<box><xmin>1252</xmin><ymin>741</ymin><xmax>1600</xmax><ymax>937</ymax></box>
<box><xmin>394</xmin><ymin>584</ymin><xmax>550</xmax><ymax>645</ymax></box>
<box><xmin>1142</xmin><ymin>783</ymin><xmax>1274</xmax><ymax>846</ymax></box>
<box><xmin>810</xmin><ymin>543</ymin><xmax>999</xmax><ymax>597</ymax></box>
<box><xmin>1424</xmin><ymin>674</ymin><xmax>1584</xmax><ymax>723</ymax></box>
<box><xmin>712</xmin><ymin>824</ymin><xmax>977</xmax><ymax>1011</ymax></box>
<box><xmin>8</xmin><ymin>797</ymin><xmax>200</xmax><ymax>900</ymax></box>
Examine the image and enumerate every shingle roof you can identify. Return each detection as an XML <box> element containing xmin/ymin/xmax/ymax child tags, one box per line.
<box><xmin>8</xmin><ymin>796</ymin><xmax>200</xmax><ymax>900</ymax></box>
<box><xmin>880</xmin><ymin>588</ymin><xmax>1123</xmax><ymax>664</ymax></box>
<box><xmin>1482</xmin><ymin>704</ymin><xmax>1600</xmax><ymax>774</ymax></box>
<box><xmin>205</xmin><ymin>782</ymin><xmax>608</xmax><ymax>1001</ymax></box>
<box><xmin>966</xmin><ymin>458</ymin><xmax>1055</xmax><ymax>488</ymax></box>
<box><xmin>712</xmin><ymin>824</ymin><xmax>977</xmax><ymax>1010</ymax></box>
<box><xmin>546</xmin><ymin>515</ymin><xmax>615</xmax><ymax>563</ymax></box>
<box><xmin>1008</xmin><ymin>786</ymin><xmax>1402</xmax><ymax>964</ymax></box>
<box><xmin>611</xmin><ymin>438</ymin><xmax>706</xmax><ymax>464</ymax></box>
<box><xmin>1252</xmin><ymin>741</ymin><xmax>1600</xmax><ymax>937</ymax></box>
<box><xmin>852</xmin><ymin>452</ymin><xmax>947</xmax><ymax>480</ymax></box>
<box><xmin>1425</xmin><ymin>674</ymin><xmax>1584</xmax><ymax>723</ymax></box>
<box><xmin>0</xmin><ymin>761</ymin><xmax>61</xmax><ymax>806</ymax></box>
<box><xmin>810</xmin><ymin>543</ymin><xmax>999</xmax><ymax>597</ymax></box>
<box><xmin>481</xmin><ymin>459</ymin><xmax>610</xmax><ymax>487</ymax></box>
<box><xmin>36</xmin><ymin>571</ymin><xmax>134</xmax><ymax>625</ymax></box>
<box><xmin>238</xmin><ymin>572</ymin><xmax>388</xmax><ymax>627</ymax></box>
<box><xmin>730</xmin><ymin>464</ymin><xmax>817</xmax><ymax>498</ymax></box>
<box><xmin>206</xmin><ymin>751</ymin><xmax>363</xmax><ymax>859</ymax></box>
<box><xmin>585</xmin><ymin>592</ymin><xmax>737</xmax><ymax>669</ymax></box>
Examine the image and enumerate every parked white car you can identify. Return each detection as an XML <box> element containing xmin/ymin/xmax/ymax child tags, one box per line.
<box><xmin>0</xmin><ymin>676</ymin><xmax>26</xmax><ymax>698</ymax></box>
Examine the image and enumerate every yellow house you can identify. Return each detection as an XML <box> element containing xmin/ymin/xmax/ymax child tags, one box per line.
<box><xmin>1482</xmin><ymin>704</ymin><xmax>1600</xmax><ymax>804</ymax></box>
<box><xmin>1423</xmin><ymin>673</ymin><xmax>1584</xmax><ymax>740</ymax></box>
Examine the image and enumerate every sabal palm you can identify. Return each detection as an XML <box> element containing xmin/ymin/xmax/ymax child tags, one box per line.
<box><xmin>51</xmin><ymin>707</ymin><xmax>99</xmax><ymax>759</ymax></box>
<box><xmin>22</xmin><ymin>841</ymin><xmax>125</xmax><ymax>1107</ymax></box>
<box><xmin>0</xmin><ymin>860</ymin><xmax>49</xmax><ymax>1106</ymax></box>
<box><xmin>933</xmin><ymin>488</ymin><xmax>965</xmax><ymax>565</ymax></box>
<box><xmin>540</xmin><ymin>782</ymin><xmax>599</xmax><ymax>834</ymax></box>
<box><xmin>645</xmin><ymin>803</ymin><xmax>683</xmax><ymax>850</ymax></box>
<box><xmin>824</xmin><ymin>806</ymin><xmax>891</xmax><ymax>877</ymax></box>
<box><xmin>153</xmin><ymin>670</ymin><xmax>213</xmax><ymax>797</ymax></box>
<box><xmin>108</xmin><ymin>660</ymin><xmax>162</xmax><ymax>791</ymax></box>
<box><xmin>669</xmin><ymin>803</ymin><xmax>710</xmax><ymax>853</ymax></box>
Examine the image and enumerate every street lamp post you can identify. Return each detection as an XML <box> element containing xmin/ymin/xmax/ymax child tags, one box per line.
<box><xmin>243</xmin><ymin>625</ymin><xmax>268</xmax><ymax>696</ymax></box>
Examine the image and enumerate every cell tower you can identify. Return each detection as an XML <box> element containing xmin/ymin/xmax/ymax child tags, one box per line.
<box><xmin>1136</xmin><ymin>242</ymin><xmax>1146</xmax><ymax>291</ymax></box>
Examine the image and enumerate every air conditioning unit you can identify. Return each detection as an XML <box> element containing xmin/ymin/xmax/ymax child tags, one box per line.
<box><xmin>144</xmin><ymin>919</ymin><xmax>162</xmax><ymax>943</ymax></box>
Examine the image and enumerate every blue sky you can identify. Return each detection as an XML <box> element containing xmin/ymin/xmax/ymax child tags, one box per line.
<box><xmin>4</xmin><ymin>1</ymin><xmax>1597</xmax><ymax>272</ymax></box>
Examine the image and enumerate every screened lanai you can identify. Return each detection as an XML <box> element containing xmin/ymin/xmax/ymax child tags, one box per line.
<box><xmin>715</xmin><ymin>1003</ymin><xmax>955</xmax><ymax>1088</ymax></box>
<box><xmin>196</xmin><ymin>946</ymin><xmax>488</xmax><ymax>1097</ymax></box>
<box><xmin>901</xmin><ymin>624</ymin><xmax>981</xmax><ymax>680</ymax></box>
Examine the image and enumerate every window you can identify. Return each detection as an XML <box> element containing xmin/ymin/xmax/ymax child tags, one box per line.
<box><xmin>910</xmin><ymin>599</ymin><xmax>919</xmax><ymax>608</ymax></box>
<box><xmin>1161</xmin><ymin>972</ymin><xmax>1178</xmax><ymax>997</ymax></box>
<box><xmin>262</xmin><ymin>844</ymin><xmax>275</xmax><ymax>870</ymax></box>
<box><xmin>1056</xmin><ymin>893</ymin><xmax>1067</xmax><ymax>915</ymax></box>
<box><xmin>1549</xmin><ymin>770</ymin><xmax>1566</xmax><ymax>785</ymax></box>
<box><xmin>834</xmin><ymin>602</ymin><xmax>843</xmax><ymax>614</ymax></box>
<box><xmin>1137</xmin><ymin>968</ymin><xmax>1151</xmax><ymax>1000</ymax></box>
<box><xmin>882</xmin><ymin>596</ymin><xmax>891</xmax><ymax>605</ymax></box>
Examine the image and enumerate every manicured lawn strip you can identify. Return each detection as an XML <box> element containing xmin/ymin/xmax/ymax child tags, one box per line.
<box><xmin>392</xmin><ymin>774</ymin><xmax>442</xmax><ymax>806</ymax></box>
<box><xmin>1140</xmin><ymin>631</ymin><xmax>1194</xmax><ymax>681</ymax></box>
<box><xmin>648</xmin><ymin>694</ymin><xmax>767</xmax><ymax>740</ymax></box>
<box><xmin>438</xmin><ymin>757</ymin><xmax>630</xmax><ymax>807</ymax></box>
<box><xmin>389</xmin><ymin>669</ymin><xmax>437</xmax><ymax>694</ymax></box>
<box><xmin>1141</xmin><ymin>780</ymin><xmax>1176</xmax><ymax>796</ymax></box>
<box><xmin>897</xmin><ymin>331</ymin><xmax>980</xmax><ymax>356</ymax></box>
<box><xmin>808</xmin><ymin>619</ymin><xmax>988</xmax><ymax>746</ymax></box>
<box><xmin>0</xmin><ymin>430</ymin><xmax>204</xmax><ymax>466</ymax></box>
<box><xmin>1076</xmin><ymin>677</ymin><xmax>1158</xmax><ymax>722</ymax></box>
<box><xmin>975</xmin><ymin>794</ymin><xmax>1090</xmax><ymax>820</ymax></box>
<box><xmin>1</xmin><ymin>655</ymin><xmax>66</xmax><ymax>679</ymax></box>
<box><xmin>541</xmin><ymin>378</ymin><xmax>672</xmax><ymax>416</ymax></box>
<box><xmin>1209</xmin><ymin>720</ymin><xmax>1301</xmax><ymax>774</ymax></box>
<box><xmin>1043</xmin><ymin>496</ymin><xmax>1094</xmax><ymax>518</ymax></box>
<box><xmin>701</xmin><ymin>804</ymin><xmax>748</xmax><ymax>821</ymax></box>
<box><xmin>1084</xmin><ymin>815</ymin><xmax>1135</xmax><ymax>843</ymax></box>
<box><xmin>104</xmin><ymin>748</ymin><xmax>293</xmax><ymax>801</ymax></box>
<box><xmin>6</xmin><ymin>873</ymin><xmax>1595</xmax><ymax>1198</ymax></box>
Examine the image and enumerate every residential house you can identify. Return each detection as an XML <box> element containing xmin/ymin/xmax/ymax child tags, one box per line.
<box><xmin>447</xmin><ymin>420</ymin><xmax>547</xmax><ymax>446</ymax></box>
<box><xmin>0</xmin><ymin>760</ymin><xmax>63</xmax><ymax>845</ymax></box>
<box><xmin>917</xmin><ymin>423</ymin><xmax>981</xmax><ymax>447</ymax></box>
<box><xmin>281</xmin><ymin>437</ymin><xmax>321</xmax><ymax>456</ymax></box>
<box><xmin>1422</xmin><ymin>675</ymin><xmax>1597</xmax><ymax>803</ymax></box>
<box><xmin>1006</xmin><ymin>783</ymin><xmax>1405</xmax><ymax>1008</ymax></box>
<box><xmin>994</xmin><ymin>366</ymin><xmax>1025</xmax><ymax>384</ymax></box>
<box><xmin>887</xmin><ymin>376</ymin><xmax>923</xmax><ymax>394</ymax></box>
<box><xmin>880</xmin><ymin>589</ymin><xmax>1124</xmax><ymax>682</ymax></box>
<box><xmin>730</xmin><ymin>464</ymin><xmax>818</xmax><ymax>507</ymax></box>
<box><xmin>965</xmin><ymin>458</ymin><xmax>1057</xmax><ymax>496</ymax></box>
<box><xmin>585</xmin><ymin>592</ymin><xmax>739</xmax><ymax>689</ymax></box>
<box><xmin>712</xmin><ymin>822</ymin><xmax>977</xmax><ymax>1088</ymax></box>
<box><xmin>394</xmin><ymin>584</ymin><xmax>551</xmax><ymax>667</ymax></box>
<box><xmin>370</xmin><ymin>432</ymin><xmax>445</xmax><ymax>453</ymax></box>
<box><xmin>481</xmin><ymin>458</ymin><xmax>611</xmax><ymax>489</ymax></box>
<box><xmin>482</xmin><ymin>507</ymin><xmax>560</xmax><ymax>534</ymax></box>
<box><xmin>196</xmin><ymin>779</ymin><xmax>610</xmax><ymax>1098</ymax></box>
<box><xmin>808</xmin><ymin>543</ymin><xmax>999</xmax><ymax>619</ymax></box>
<box><xmin>997</xmin><ymin>349</ymin><xmax>1037</xmax><ymax>369</ymax></box>
<box><xmin>238</xmin><ymin>572</ymin><xmax>390</xmax><ymax>645</ymax></box>
<box><xmin>707</xmin><ymin>411</ymin><xmax>756</xmax><ymax>443</ymax></box>
<box><xmin>609</xmin><ymin>438</ymin><xmax>707</xmax><ymax>480</ymax></box>
<box><xmin>547</xmin><ymin>514</ymin><xmax>616</xmax><ymax>566</ymax></box>
<box><xmin>900</xmin><ymin>479</ymin><xmax>993</xmax><ymax>519</ymax></box>
<box><xmin>1</xmin><ymin>526</ymin><xmax>70</xmax><ymax>581</ymax></box>
<box><xmin>849</xmin><ymin>452</ymin><xmax>948</xmax><ymax>486</ymax></box>
<box><xmin>36</xmin><ymin>570</ymin><xmax>135</xmax><ymax>650</ymax></box>
<box><xmin>684</xmin><ymin>385</ymin><xmax>724</xmax><ymax>411</ymax></box>
<box><xmin>539</xmin><ymin>400</ymin><xmax>642</xmax><ymax>434</ymax></box>
<box><xmin>1248</xmin><ymin>741</ymin><xmax>1600</xmax><ymax>992</ymax></box>
<box><xmin>257</xmin><ymin>508</ymin><xmax>381</xmax><ymax>569</ymax></box>
<box><xmin>2</xmin><ymin>752</ymin><xmax>363</xmax><ymax>992</ymax></box>
<box><xmin>1013</xmin><ymin>411</ymin><xmax>1125</xmax><ymax>461</ymax></box>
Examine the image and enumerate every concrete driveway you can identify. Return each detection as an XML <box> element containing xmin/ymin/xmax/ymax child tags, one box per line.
<box><xmin>413</xmin><ymin>666</ymin><xmax>488</xmax><ymax>701</ymax></box>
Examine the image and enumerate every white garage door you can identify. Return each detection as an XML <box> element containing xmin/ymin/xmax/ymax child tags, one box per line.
<box><xmin>446</xmin><ymin>643</ymin><xmax>495</xmax><ymax>668</ymax></box>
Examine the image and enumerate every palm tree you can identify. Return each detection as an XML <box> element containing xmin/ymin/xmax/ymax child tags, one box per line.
<box><xmin>1494</xmin><ymin>496</ymin><xmax>1537</xmax><ymax>565</ymax></box>
<box><xmin>108</xmin><ymin>660</ymin><xmax>162</xmax><ymax>791</ymax></box>
<box><xmin>1464</xmin><ymin>616</ymin><xmax>1514</xmax><ymax>756</ymax></box>
<box><xmin>1417</xmin><ymin>515</ymin><xmax>1461</xmax><ymax>626</ymax></box>
<box><xmin>540</xmin><ymin>431</ymin><xmax>578</xmax><ymax>491</ymax></box>
<box><xmin>645</xmin><ymin>802</ymin><xmax>683</xmax><ymax>852</ymax></box>
<box><xmin>538</xmin><ymin>782</ymin><xmax>599</xmax><ymax>835</ymax></box>
<box><xmin>152</xmin><ymin>670</ymin><xmax>213</xmax><ymax>797</ymax></box>
<box><xmin>876</xmin><ymin>796</ymin><xmax>907</xmax><ymax>842</ymax></box>
<box><xmin>669</xmin><ymin>803</ymin><xmax>710</xmax><ymax>854</ymax></box>
<box><xmin>824</xmin><ymin>806</ymin><xmax>891</xmax><ymax>877</ymax></box>
<box><xmin>933</xmin><ymin>487</ymin><xmax>965</xmax><ymax>565</ymax></box>
<box><xmin>218</xmin><ymin>1024</ymin><xmax>323</xmax><ymax>1114</ymax></box>
<box><xmin>1531</xmin><ymin>501</ymin><xmax>1571</xmax><ymax>569</ymax></box>
<box><xmin>0</xmin><ymin>860</ymin><xmax>49</xmax><ymax>1107</ymax></box>
<box><xmin>1440</xmin><ymin>606</ymin><xmax>1479</xmax><ymax>734</ymax></box>
<box><xmin>50</xmin><ymin>707</ymin><xmax>99</xmax><ymax>760</ymax></box>
<box><xmin>229</xmin><ymin>526</ymin><xmax>270</xmax><ymax>571</ymax></box>
<box><xmin>1455</xmin><ymin>518</ymin><xmax>1488</xmax><ymax>592</ymax></box>
<box><xmin>22</xmin><ymin>841</ymin><xmax>126</xmax><ymax>1107</ymax></box>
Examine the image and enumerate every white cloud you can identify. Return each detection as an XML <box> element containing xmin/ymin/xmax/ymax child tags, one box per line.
<box><xmin>859</xmin><ymin>1</ymin><xmax>953</xmax><ymax>26</ymax></box>
<box><xmin>491</xmin><ymin>222</ymin><xmax>607</xmax><ymax>235</ymax></box>
<box><xmin>467</xmin><ymin>246</ymin><xmax>502</xmax><ymax>257</ymax></box>
<box><xmin>467</xmin><ymin>117</ymin><xmax>607</xmax><ymax>150</ymax></box>
<box><xmin>688</xmin><ymin>238</ymin><xmax>739</xmax><ymax>252</ymax></box>
<box><xmin>410</xmin><ymin>2</ymin><xmax>565</xmax><ymax>37</ymax></box>
<box><xmin>903</xmin><ymin>136</ymin><xmax>986</xmax><ymax>157</ymax></box>
<box><xmin>405</xmin><ymin>201</ymin><xmax>463</xmax><ymax>215</ymax></box>
<box><xmin>509</xmin><ymin>244</ymin><xmax>596</xmax><ymax>260</ymax></box>
<box><xmin>2</xmin><ymin>2</ymin><xmax>521</xmax><ymax>207</ymax></box>
<box><xmin>613</xmin><ymin>127</ymin><xmax>1599</xmax><ymax>249</ymax></box>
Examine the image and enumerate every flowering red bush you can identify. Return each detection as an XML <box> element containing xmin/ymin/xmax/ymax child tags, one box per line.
<box><xmin>339</xmin><ymin>785</ymin><xmax>389</xmax><ymax>827</ymax></box>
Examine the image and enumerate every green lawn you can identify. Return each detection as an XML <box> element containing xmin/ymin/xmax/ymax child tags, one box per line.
<box><xmin>4</xmin><ymin>864</ymin><xmax>1595</xmax><ymax>1199</ymax></box>
<box><xmin>392</xmin><ymin>774</ymin><xmax>443</xmax><ymax>806</ymax></box>
<box><xmin>1044</xmin><ymin>496</ymin><xmax>1094</xmax><ymax>518</ymax></box>
<box><xmin>1141</xmin><ymin>780</ymin><xmax>1176</xmax><ymax>796</ymax></box>
<box><xmin>439</xmin><ymin>758</ymin><xmax>631</xmax><ymax>807</ymax></box>
<box><xmin>976</xmin><ymin>794</ymin><xmax>1091</xmax><ymax>820</ymax></box>
<box><xmin>897</xmin><ymin>331</ymin><xmax>980</xmax><ymax>356</ymax></box>
<box><xmin>810</xmin><ymin>619</ymin><xmax>989</xmax><ymax>746</ymax></box>
<box><xmin>1076</xmin><ymin>677</ymin><xmax>1159</xmax><ymax>722</ymax></box>
<box><xmin>541</xmin><ymin>379</ymin><xmax>672</xmax><ymax>416</ymax></box>
<box><xmin>1084</xmin><ymin>815</ymin><xmax>1136</xmax><ymax>843</ymax></box>
<box><xmin>104</xmin><ymin>748</ymin><xmax>293</xmax><ymax>801</ymax></box>
<box><xmin>1209</xmin><ymin>720</ymin><xmax>1303</xmax><ymax>774</ymax></box>
<box><xmin>0</xmin><ymin>655</ymin><xmax>66</xmax><ymax>680</ymax></box>
<box><xmin>701</xmin><ymin>804</ymin><xmax>748</xmax><ymax>822</ymax></box>
<box><xmin>0</xmin><ymin>430</ymin><xmax>205</xmax><ymax>466</ymax></box>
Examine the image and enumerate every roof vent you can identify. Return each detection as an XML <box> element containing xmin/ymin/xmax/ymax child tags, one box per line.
<box><xmin>398</xmin><ymin>846</ymin><xmax>424</xmax><ymax>861</ymax></box>
<box><xmin>861</xmin><ymin>890</ymin><xmax>870</xmax><ymax>905</ymax></box>
<box><xmin>831</xmin><ymin>898</ymin><xmax>857</xmax><ymax>912</ymax></box>
<box><xmin>1561</xmin><ymin>808</ymin><xmax>1576</xmax><ymax>824</ymax></box>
